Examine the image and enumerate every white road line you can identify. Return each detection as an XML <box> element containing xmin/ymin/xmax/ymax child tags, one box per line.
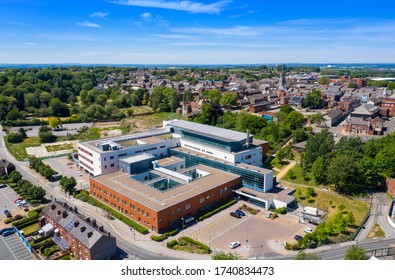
<box><xmin>0</xmin><ymin>235</ymin><xmax>17</xmax><ymax>260</ymax></box>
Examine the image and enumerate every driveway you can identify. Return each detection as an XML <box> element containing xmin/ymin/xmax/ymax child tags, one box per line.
<box><xmin>0</xmin><ymin>185</ymin><xmax>19</xmax><ymax>217</ymax></box>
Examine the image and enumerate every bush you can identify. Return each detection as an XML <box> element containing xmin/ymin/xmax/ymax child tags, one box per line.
<box><xmin>4</xmin><ymin>219</ymin><xmax>12</xmax><ymax>224</ymax></box>
<box><xmin>6</xmin><ymin>132</ymin><xmax>24</xmax><ymax>143</ymax></box>
<box><xmin>168</xmin><ymin>229</ymin><xmax>178</xmax><ymax>236</ymax></box>
<box><xmin>13</xmin><ymin>214</ymin><xmax>24</xmax><ymax>221</ymax></box>
<box><xmin>151</xmin><ymin>234</ymin><xmax>167</xmax><ymax>242</ymax></box>
<box><xmin>14</xmin><ymin>219</ymin><xmax>38</xmax><ymax>230</ymax></box>
<box><xmin>178</xmin><ymin>237</ymin><xmax>211</xmax><ymax>253</ymax></box>
<box><xmin>28</xmin><ymin>210</ymin><xmax>39</xmax><ymax>219</ymax></box>
<box><xmin>167</xmin><ymin>240</ymin><xmax>178</xmax><ymax>248</ymax></box>
<box><xmin>275</xmin><ymin>207</ymin><xmax>287</xmax><ymax>214</ymax></box>
<box><xmin>61</xmin><ymin>255</ymin><xmax>71</xmax><ymax>260</ymax></box>
<box><xmin>272</xmin><ymin>212</ymin><xmax>278</xmax><ymax>219</ymax></box>
<box><xmin>198</xmin><ymin>198</ymin><xmax>237</xmax><ymax>221</ymax></box>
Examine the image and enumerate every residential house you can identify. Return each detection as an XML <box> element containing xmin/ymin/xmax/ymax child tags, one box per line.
<box><xmin>0</xmin><ymin>159</ymin><xmax>15</xmax><ymax>176</ymax></box>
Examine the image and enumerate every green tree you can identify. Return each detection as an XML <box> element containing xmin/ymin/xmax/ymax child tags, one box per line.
<box><xmin>219</xmin><ymin>92</ymin><xmax>238</xmax><ymax>108</ymax></box>
<box><xmin>203</xmin><ymin>89</ymin><xmax>221</xmax><ymax>105</ymax></box>
<box><xmin>60</xmin><ymin>176</ymin><xmax>77</xmax><ymax>193</ymax></box>
<box><xmin>6</xmin><ymin>107</ymin><xmax>23</xmax><ymax>121</ymax></box>
<box><xmin>293</xmin><ymin>250</ymin><xmax>320</xmax><ymax>260</ymax></box>
<box><xmin>183</xmin><ymin>90</ymin><xmax>193</xmax><ymax>102</ymax></box>
<box><xmin>29</xmin><ymin>186</ymin><xmax>46</xmax><ymax>200</ymax></box>
<box><xmin>292</xmin><ymin>128</ymin><xmax>308</xmax><ymax>143</ymax></box>
<box><xmin>304</xmin><ymin>89</ymin><xmax>322</xmax><ymax>108</ymax></box>
<box><xmin>48</xmin><ymin>116</ymin><xmax>62</xmax><ymax>129</ymax></box>
<box><xmin>308</xmin><ymin>112</ymin><xmax>325</xmax><ymax>124</ymax></box>
<box><xmin>286</xmin><ymin>111</ymin><xmax>305</xmax><ymax>130</ymax></box>
<box><xmin>327</xmin><ymin>155</ymin><xmax>360</xmax><ymax>194</ymax></box>
<box><xmin>303</xmin><ymin>129</ymin><xmax>334</xmax><ymax>168</ymax></box>
<box><xmin>276</xmin><ymin>147</ymin><xmax>286</xmax><ymax>163</ymax></box>
<box><xmin>306</xmin><ymin>187</ymin><xmax>316</xmax><ymax>197</ymax></box>
<box><xmin>279</xmin><ymin>104</ymin><xmax>294</xmax><ymax>114</ymax></box>
<box><xmin>311</xmin><ymin>156</ymin><xmax>326</xmax><ymax>184</ymax></box>
<box><xmin>49</xmin><ymin>98</ymin><xmax>69</xmax><ymax>116</ymax></box>
<box><xmin>9</xmin><ymin>170</ymin><xmax>22</xmax><ymax>183</ymax></box>
<box><xmin>344</xmin><ymin>245</ymin><xmax>367</xmax><ymax>260</ymax></box>
<box><xmin>318</xmin><ymin>76</ymin><xmax>330</xmax><ymax>85</ymax></box>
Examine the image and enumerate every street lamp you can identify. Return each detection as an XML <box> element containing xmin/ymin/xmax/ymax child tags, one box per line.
<box><xmin>181</xmin><ymin>218</ymin><xmax>185</xmax><ymax>236</ymax></box>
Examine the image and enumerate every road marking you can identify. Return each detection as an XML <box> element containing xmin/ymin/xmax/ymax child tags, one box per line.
<box><xmin>0</xmin><ymin>235</ymin><xmax>17</xmax><ymax>260</ymax></box>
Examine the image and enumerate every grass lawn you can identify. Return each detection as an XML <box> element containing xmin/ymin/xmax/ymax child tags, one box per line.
<box><xmin>46</xmin><ymin>143</ymin><xmax>73</xmax><ymax>152</ymax></box>
<box><xmin>20</xmin><ymin>223</ymin><xmax>41</xmax><ymax>235</ymax></box>
<box><xmin>130</xmin><ymin>112</ymin><xmax>185</xmax><ymax>129</ymax></box>
<box><xmin>127</xmin><ymin>106</ymin><xmax>154</xmax><ymax>115</ymax></box>
<box><xmin>282</xmin><ymin>164</ymin><xmax>318</xmax><ymax>187</ymax></box>
<box><xmin>265</xmin><ymin>156</ymin><xmax>290</xmax><ymax>170</ymax></box>
<box><xmin>6</xmin><ymin>137</ymin><xmax>41</xmax><ymax>161</ymax></box>
<box><xmin>368</xmin><ymin>224</ymin><xmax>386</xmax><ymax>238</ymax></box>
<box><xmin>293</xmin><ymin>186</ymin><xmax>369</xmax><ymax>225</ymax></box>
<box><xmin>57</xmin><ymin>128</ymin><xmax>100</xmax><ymax>142</ymax></box>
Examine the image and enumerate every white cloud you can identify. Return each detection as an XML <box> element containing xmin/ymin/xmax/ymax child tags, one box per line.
<box><xmin>90</xmin><ymin>12</ymin><xmax>108</xmax><ymax>19</ymax></box>
<box><xmin>172</xmin><ymin>25</ymin><xmax>263</xmax><ymax>36</ymax></box>
<box><xmin>76</xmin><ymin>21</ymin><xmax>101</xmax><ymax>28</ymax></box>
<box><xmin>140</xmin><ymin>12</ymin><xmax>152</xmax><ymax>20</ymax></box>
<box><xmin>110</xmin><ymin>0</ymin><xmax>232</xmax><ymax>14</ymax></box>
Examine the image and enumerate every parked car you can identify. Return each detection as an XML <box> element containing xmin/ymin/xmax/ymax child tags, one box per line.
<box><xmin>235</xmin><ymin>209</ymin><xmax>246</xmax><ymax>216</ymax></box>
<box><xmin>230</xmin><ymin>212</ymin><xmax>241</xmax><ymax>218</ymax></box>
<box><xmin>294</xmin><ymin>235</ymin><xmax>303</xmax><ymax>241</ymax></box>
<box><xmin>0</xmin><ymin>228</ymin><xmax>13</xmax><ymax>235</ymax></box>
<box><xmin>2</xmin><ymin>228</ymin><xmax>15</xmax><ymax>237</ymax></box>
<box><xmin>3</xmin><ymin>209</ymin><xmax>12</xmax><ymax>218</ymax></box>
<box><xmin>229</xmin><ymin>241</ymin><xmax>241</xmax><ymax>249</ymax></box>
<box><xmin>77</xmin><ymin>172</ymin><xmax>82</xmax><ymax>177</ymax></box>
<box><xmin>16</xmin><ymin>200</ymin><xmax>27</xmax><ymax>207</ymax></box>
<box><xmin>266</xmin><ymin>212</ymin><xmax>272</xmax><ymax>219</ymax></box>
<box><xmin>13</xmin><ymin>197</ymin><xmax>23</xmax><ymax>203</ymax></box>
<box><xmin>0</xmin><ymin>184</ymin><xmax>7</xmax><ymax>188</ymax></box>
<box><xmin>304</xmin><ymin>227</ymin><xmax>313</xmax><ymax>233</ymax></box>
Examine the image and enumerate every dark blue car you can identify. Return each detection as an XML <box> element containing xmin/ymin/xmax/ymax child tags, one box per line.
<box><xmin>235</xmin><ymin>209</ymin><xmax>246</xmax><ymax>216</ymax></box>
<box><xmin>0</xmin><ymin>228</ymin><xmax>13</xmax><ymax>235</ymax></box>
<box><xmin>1</xmin><ymin>228</ymin><xmax>15</xmax><ymax>237</ymax></box>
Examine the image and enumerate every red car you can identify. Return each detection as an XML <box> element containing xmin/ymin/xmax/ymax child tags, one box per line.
<box><xmin>13</xmin><ymin>197</ymin><xmax>23</xmax><ymax>203</ymax></box>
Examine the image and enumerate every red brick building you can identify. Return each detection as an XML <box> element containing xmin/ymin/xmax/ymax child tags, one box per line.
<box><xmin>41</xmin><ymin>201</ymin><xmax>117</xmax><ymax>260</ymax></box>
<box><xmin>380</xmin><ymin>96</ymin><xmax>395</xmax><ymax>117</ymax></box>
<box><xmin>90</xmin><ymin>164</ymin><xmax>241</xmax><ymax>233</ymax></box>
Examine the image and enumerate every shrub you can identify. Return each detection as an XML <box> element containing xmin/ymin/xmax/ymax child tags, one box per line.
<box><xmin>178</xmin><ymin>237</ymin><xmax>211</xmax><ymax>253</ymax></box>
<box><xmin>6</xmin><ymin>132</ymin><xmax>24</xmax><ymax>143</ymax></box>
<box><xmin>275</xmin><ymin>207</ymin><xmax>287</xmax><ymax>214</ymax></box>
<box><xmin>168</xmin><ymin>229</ymin><xmax>178</xmax><ymax>236</ymax></box>
<box><xmin>15</xmin><ymin>219</ymin><xmax>38</xmax><ymax>230</ymax></box>
<box><xmin>13</xmin><ymin>214</ymin><xmax>23</xmax><ymax>221</ymax></box>
<box><xmin>272</xmin><ymin>212</ymin><xmax>278</xmax><ymax>219</ymax></box>
<box><xmin>167</xmin><ymin>240</ymin><xmax>178</xmax><ymax>248</ymax></box>
<box><xmin>4</xmin><ymin>219</ymin><xmax>12</xmax><ymax>224</ymax></box>
<box><xmin>198</xmin><ymin>198</ymin><xmax>237</xmax><ymax>221</ymax></box>
<box><xmin>61</xmin><ymin>255</ymin><xmax>71</xmax><ymax>260</ymax></box>
<box><xmin>151</xmin><ymin>234</ymin><xmax>167</xmax><ymax>242</ymax></box>
<box><xmin>28</xmin><ymin>210</ymin><xmax>39</xmax><ymax>219</ymax></box>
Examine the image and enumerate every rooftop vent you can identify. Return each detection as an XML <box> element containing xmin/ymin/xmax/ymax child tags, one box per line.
<box><xmin>92</xmin><ymin>219</ymin><xmax>97</xmax><ymax>227</ymax></box>
<box><xmin>80</xmin><ymin>226</ymin><xmax>86</xmax><ymax>233</ymax></box>
<box><xmin>87</xmin><ymin>232</ymin><xmax>93</xmax><ymax>238</ymax></box>
<box><xmin>98</xmin><ymin>226</ymin><xmax>104</xmax><ymax>232</ymax></box>
<box><xmin>51</xmin><ymin>204</ymin><xmax>56</xmax><ymax>211</ymax></box>
<box><xmin>57</xmin><ymin>210</ymin><xmax>62</xmax><ymax>216</ymax></box>
<box><xmin>62</xmin><ymin>210</ymin><xmax>68</xmax><ymax>219</ymax></box>
<box><xmin>85</xmin><ymin>217</ymin><xmax>91</xmax><ymax>223</ymax></box>
<box><xmin>74</xmin><ymin>221</ymin><xmax>79</xmax><ymax>228</ymax></box>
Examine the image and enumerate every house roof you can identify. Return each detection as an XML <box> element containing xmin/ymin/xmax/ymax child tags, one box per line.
<box><xmin>42</xmin><ymin>201</ymin><xmax>115</xmax><ymax>249</ymax></box>
<box><xmin>0</xmin><ymin>159</ymin><xmax>14</xmax><ymax>169</ymax></box>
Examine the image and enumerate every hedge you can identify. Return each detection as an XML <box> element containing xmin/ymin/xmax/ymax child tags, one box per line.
<box><xmin>151</xmin><ymin>229</ymin><xmax>179</xmax><ymax>242</ymax></box>
<box><xmin>15</xmin><ymin>219</ymin><xmax>38</xmax><ymax>230</ymax></box>
<box><xmin>76</xmin><ymin>191</ymin><xmax>148</xmax><ymax>234</ymax></box>
<box><xmin>178</xmin><ymin>237</ymin><xmax>211</xmax><ymax>253</ymax></box>
<box><xmin>198</xmin><ymin>198</ymin><xmax>237</xmax><ymax>222</ymax></box>
<box><xmin>167</xmin><ymin>240</ymin><xmax>178</xmax><ymax>248</ymax></box>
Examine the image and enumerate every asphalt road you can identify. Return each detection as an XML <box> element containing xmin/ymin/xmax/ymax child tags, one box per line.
<box><xmin>0</xmin><ymin>125</ymin><xmax>174</xmax><ymax>260</ymax></box>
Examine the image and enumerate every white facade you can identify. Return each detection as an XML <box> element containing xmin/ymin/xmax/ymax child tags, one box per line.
<box><xmin>179</xmin><ymin>139</ymin><xmax>263</xmax><ymax>167</ymax></box>
<box><xmin>78</xmin><ymin>138</ymin><xmax>179</xmax><ymax>176</ymax></box>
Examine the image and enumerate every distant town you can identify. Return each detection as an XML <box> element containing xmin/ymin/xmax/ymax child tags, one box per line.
<box><xmin>0</xmin><ymin>64</ymin><xmax>395</xmax><ymax>261</ymax></box>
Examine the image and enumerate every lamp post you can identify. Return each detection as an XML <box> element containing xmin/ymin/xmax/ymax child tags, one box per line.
<box><xmin>181</xmin><ymin>218</ymin><xmax>185</xmax><ymax>236</ymax></box>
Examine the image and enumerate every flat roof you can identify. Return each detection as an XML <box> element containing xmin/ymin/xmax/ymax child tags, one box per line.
<box><xmin>91</xmin><ymin>163</ymin><xmax>240</xmax><ymax>212</ymax></box>
<box><xmin>120</xmin><ymin>153</ymin><xmax>155</xmax><ymax>164</ymax></box>
<box><xmin>157</xmin><ymin>157</ymin><xmax>184</xmax><ymax>167</ymax></box>
<box><xmin>169</xmin><ymin>120</ymin><xmax>250</xmax><ymax>142</ymax></box>
<box><xmin>172</xmin><ymin>146</ymin><xmax>272</xmax><ymax>175</ymax></box>
<box><xmin>235</xmin><ymin>185</ymin><xmax>295</xmax><ymax>204</ymax></box>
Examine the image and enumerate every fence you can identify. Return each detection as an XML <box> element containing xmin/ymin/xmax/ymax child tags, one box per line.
<box><xmin>13</xmin><ymin>226</ymin><xmax>33</xmax><ymax>253</ymax></box>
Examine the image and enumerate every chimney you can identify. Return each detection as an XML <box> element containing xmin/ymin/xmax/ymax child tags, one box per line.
<box><xmin>92</xmin><ymin>219</ymin><xmax>97</xmax><ymax>227</ymax></box>
<box><xmin>74</xmin><ymin>221</ymin><xmax>79</xmax><ymax>228</ymax></box>
<box><xmin>51</xmin><ymin>204</ymin><xmax>56</xmax><ymax>211</ymax></box>
<box><xmin>246</xmin><ymin>129</ymin><xmax>250</xmax><ymax>148</ymax></box>
<box><xmin>63</xmin><ymin>202</ymin><xmax>68</xmax><ymax>208</ymax></box>
<box><xmin>108</xmin><ymin>232</ymin><xmax>111</xmax><ymax>237</ymax></box>
<box><xmin>57</xmin><ymin>210</ymin><xmax>62</xmax><ymax>216</ymax></box>
<box><xmin>87</xmin><ymin>232</ymin><xmax>93</xmax><ymax>238</ymax></box>
<box><xmin>74</xmin><ymin>206</ymin><xmax>78</xmax><ymax>214</ymax></box>
<box><xmin>98</xmin><ymin>226</ymin><xmax>104</xmax><ymax>232</ymax></box>
<box><xmin>85</xmin><ymin>217</ymin><xmax>91</xmax><ymax>223</ymax></box>
<box><xmin>80</xmin><ymin>226</ymin><xmax>86</xmax><ymax>233</ymax></box>
<box><xmin>62</xmin><ymin>210</ymin><xmax>68</xmax><ymax>219</ymax></box>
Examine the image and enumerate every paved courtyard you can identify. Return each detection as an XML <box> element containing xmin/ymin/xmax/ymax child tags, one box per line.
<box><xmin>26</xmin><ymin>140</ymin><xmax>79</xmax><ymax>158</ymax></box>
<box><xmin>0</xmin><ymin>185</ymin><xmax>19</xmax><ymax>216</ymax></box>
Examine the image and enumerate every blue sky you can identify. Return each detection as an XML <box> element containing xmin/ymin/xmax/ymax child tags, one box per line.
<box><xmin>1</xmin><ymin>0</ymin><xmax>395</xmax><ymax>64</ymax></box>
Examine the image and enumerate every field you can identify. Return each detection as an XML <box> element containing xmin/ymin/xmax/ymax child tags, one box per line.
<box><xmin>46</xmin><ymin>143</ymin><xmax>74</xmax><ymax>152</ymax></box>
<box><xmin>282</xmin><ymin>164</ymin><xmax>318</xmax><ymax>186</ymax></box>
<box><xmin>292</xmin><ymin>185</ymin><xmax>369</xmax><ymax>225</ymax></box>
<box><xmin>6</xmin><ymin>137</ymin><xmax>41</xmax><ymax>161</ymax></box>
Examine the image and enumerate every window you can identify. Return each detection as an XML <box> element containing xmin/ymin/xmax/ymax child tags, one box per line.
<box><xmin>138</xmin><ymin>217</ymin><xmax>141</xmax><ymax>222</ymax></box>
<box><xmin>110</xmin><ymin>156</ymin><xmax>114</xmax><ymax>160</ymax></box>
<box><xmin>200</xmin><ymin>197</ymin><xmax>204</xmax><ymax>204</ymax></box>
<box><xmin>104</xmin><ymin>157</ymin><xmax>106</xmax><ymax>161</ymax></box>
<box><xmin>147</xmin><ymin>213</ymin><xmax>150</xmax><ymax>218</ymax></box>
<box><xmin>142</xmin><ymin>210</ymin><xmax>145</xmax><ymax>215</ymax></box>
<box><xmin>177</xmin><ymin>207</ymin><xmax>182</xmax><ymax>212</ymax></box>
<box><xmin>104</xmin><ymin>165</ymin><xmax>107</xmax><ymax>169</ymax></box>
<box><xmin>186</xmin><ymin>204</ymin><xmax>191</xmax><ymax>210</ymax></box>
<box><xmin>138</xmin><ymin>208</ymin><xmax>141</xmax><ymax>212</ymax></box>
<box><xmin>110</xmin><ymin>164</ymin><xmax>115</xmax><ymax>167</ymax></box>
